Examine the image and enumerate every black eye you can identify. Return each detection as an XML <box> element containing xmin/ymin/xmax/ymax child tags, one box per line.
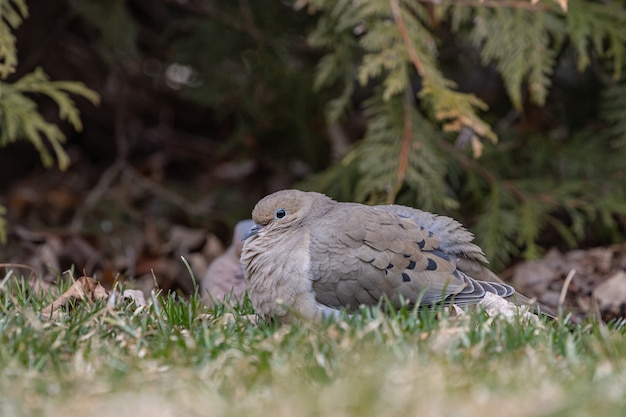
<box><xmin>274</xmin><ymin>208</ymin><xmax>287</xmax><ymax>220</ymax></box>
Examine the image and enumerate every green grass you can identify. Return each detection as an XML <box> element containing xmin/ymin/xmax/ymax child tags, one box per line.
<box><xmin>1</xmin><ymin>277</ymin><xmax>626</xmax><ymax>417</ymax></box>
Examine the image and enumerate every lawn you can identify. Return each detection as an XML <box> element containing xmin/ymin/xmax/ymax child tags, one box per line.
<box><xmin>1</xmin><ymin>276</ymin><xmax>625</xmax><ymax>417</ymax></box>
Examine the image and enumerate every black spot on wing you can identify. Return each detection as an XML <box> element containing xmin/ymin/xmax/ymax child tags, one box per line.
<box><xmin>387</xmin><ymin>263</ymin><xmax>394</xmax><ymax>269</ymax></box>
<box><xmin>401</xmin><ymin>273</ymin><xmax>411</xmax><ymax>282</ymax></box>
<box><xmin>430</xmin><ymin>249</ymin><xmax>451</xmax><ymax>261</ymax></box>
<box><xmin>407</xmin><ymin>260</ymin><xmax>416</xmax><ymax>270</ymax></box>
<box><xmin>426</xmin><ymin>258</ymin><xmax>437</xmax><ymax>271</ymax></box>
<box><xmin>398</xmin><ymin>223</ymin><xmax>407</xmax><ymax>230</ymax></box>
<box><xmin>416</xmin><ymin>239</ymin><xmax>425</xmax><ymax>249</ymax></box>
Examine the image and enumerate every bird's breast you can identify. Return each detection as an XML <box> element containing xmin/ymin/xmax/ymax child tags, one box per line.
<box><xmin>241</xmin><ymin>230</ymin><xmax>321</xmax><ymax>320</ymax></box>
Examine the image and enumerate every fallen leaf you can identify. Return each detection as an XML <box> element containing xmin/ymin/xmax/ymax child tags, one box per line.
<box><xmin>170</xmin><ymin>225</ymin><xmax>207</xmax><ymax>253</ymax></box>
<box><xmin>122</xmin><ymin>289</ymin><xmax>148</xmax><ymax>308</ymax></box>
<box><xmin>593</xmin><ymin>271</ymin><xmax>626</xmax><ymax>311</ymax></box>
<box><xmin>42</xmin><ymin>276</ymin><xmax>109</xmax><ymax>320</ymax></box>
<box><xmin>478</xmin><ymin>292</ymin><xmax>539</xmax><ymax>323</ymax></box>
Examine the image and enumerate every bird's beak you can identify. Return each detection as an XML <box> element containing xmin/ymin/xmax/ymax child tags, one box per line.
<box><xmin>242</xmin><ymin>223</ymin><xmax>262</xmax><ymax>241</ymax></box>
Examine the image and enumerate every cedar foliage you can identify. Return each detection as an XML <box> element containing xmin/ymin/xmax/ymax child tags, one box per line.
<box><xmin>0</xmin><ymin>0</ymin><xmax>99</xmax><ymax>243</ymax></box>
<box><xmin>3</xmin><ymin>0</ymin><xmax>626</xmax><ymax>270</ymax></box>
<box><xmin>301</xmin><ymin>0</ymin><xmax>626</xmax><ymax>267</ymax></box>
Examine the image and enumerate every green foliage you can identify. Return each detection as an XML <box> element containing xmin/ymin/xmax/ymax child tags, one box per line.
<box><xmin>602</xmin><ymin>79</ymin><xmax>626</xmax><ymax>147</ymax></box>
<box><xmin>0</xmin><ymin>0</ymin><xmax>26</xmax><ymax>78</ymax></box>
<box><xmin>0</xmin><ymin>67</ymin><xmax>100</xmax><ymax>169</ymax></box>
<box><xmin>566</xmin><ymin>0</ymin><xmax>626</xmax><ymax>78</ymax></box>
<box><xmin>464</xmin><ymin>129</ymin><xmax>626</xmax><ymax>266</ymax></box>
<box><xmin>300</xmin><ymin>0</ymin><xmax>626</xmax><ymax>268</ymax></box>
<box><xmin>309</xmin><ymin>0</ymin><xmax>495</xmax><ymax>144</ymax></box>
<box><xmin>0</xmin><ymin>0</ymin><xmax>100</xmax><ymax>244</ymax></box>
<box><xmin>346</xmin><ymin>93</ymin><xmax>448</xmax><ymax>209</ymax></box>
<box><xmin>463</xmin><ymin>7</ymin><xmax>566</xmax><ymax>109</ymax></box>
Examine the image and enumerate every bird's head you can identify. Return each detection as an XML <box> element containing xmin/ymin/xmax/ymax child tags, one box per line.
<box><xmin>242</xmin><ymin>190</ymin><xmax>332</xmax><ymax>241</ymax></box>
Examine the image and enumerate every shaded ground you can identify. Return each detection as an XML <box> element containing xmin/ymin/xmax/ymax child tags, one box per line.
<box><xmin>3</xmin><ymin>157</ymin><xmax>626</xmax><ymax>323</ymax></box>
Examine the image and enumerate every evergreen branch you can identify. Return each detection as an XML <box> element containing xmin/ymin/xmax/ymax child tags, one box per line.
<box><xmin>12</xmin><ymin>67</ymin><xmax>100</xmax><ymax>131</ymax></box>
<box><xmin>602</xmin><ymin>80</ymin><xmax>626</xmax><ymax>146</ymax></box>
<box><xmin>566</xmin><ymin>1</ymin><xmax>626</xmax><ymax>79</ymax></box>
<box><xmin>0</xmin><ymin>68</ymin><xmax>100</xmax><ymax>170</ymax></box>
<box><xmin>419</xmin><ymin>0</ymin><xmax>559</xmax><ymax>12</ymax></box>
<box><xmin>425</xmin><ymin>83</ymin><xmax>495</xmax><ymax>139</ymax></box>
<box><xmin>391</xmin><ymin>0</ymin><xmax>495</xmax><ymax>144</ymax></box>
<box><xmin>396</xmin><ymin>88</ymin><xmax>413</xmax><ymax>185</ymax></box>
<box><xmin>439</xmin><ymin>139</ymin><xmax>535</xmax><ymax>204</ymax></box>
<box><xmin>473</xmin><ymin>182</ymin><xmax>520</xmax><ymax>267</ymax></box>
<box><xmin>468</xmin><ymin>8</ymin><xmax>562</xmax><ymax>109</ymax></box>
<box><xmin>389</xmin><ymin>87</ymin><xmax>414</xmax><ymax>203</ymax></box>
<box><xmin>390</xmin><ymin>0</ymin><xmax>425</xmax><ymax>76</ymax></box>
<box><xmin>302</xmin><ymin>0</ymin><xmax>624</xmax><ymax>265</ymax></box>
<box><xmin>440</xmin><ymin>139</ymin><xmax>497</xmax><ymax>185</ymax></box>
<box><xmin>0</xmin><ymin>0</ymin><xmax>28</xmax><ymax>78</ymax></box>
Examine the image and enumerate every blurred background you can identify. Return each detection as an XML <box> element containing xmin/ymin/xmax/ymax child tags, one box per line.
<box><xmin>1</xmin><ymin>0</ymin><xmax>625</xmax><ymax>321</ymax></box>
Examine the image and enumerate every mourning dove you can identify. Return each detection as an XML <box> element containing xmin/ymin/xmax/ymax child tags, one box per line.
<box><xmin>201</xmin><ymin>219</ymin><xmax>255</xmax><ymax>304</ymax></box>
<box><xmin>241</xmin><ymin>189</ymin><xmax>554</xmax><ymax>322</ymax></box>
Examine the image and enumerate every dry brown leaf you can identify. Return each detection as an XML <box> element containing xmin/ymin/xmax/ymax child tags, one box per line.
<box><xmin>170</xmin><ymin>225</ymin><xmax>207</xmax><ymax>253</ymax></box>
<box><xmin>41</xmin><ymin>276</ymin><xmax>109</xmax><ymax>320</ymax></box>
<box><xmin>593</xmin><ymin>271</ymin><xmax>626</xmax><ymax>312</ymax></box>
<box><xmin>509</xmin><ymin>243</ymin><xmax>626</xmax><ymax>321</ymax></box>
<box><xmin>203</xmin><ymin>233</ymin><xmax>226</xmax><ymax>263</ymax></box>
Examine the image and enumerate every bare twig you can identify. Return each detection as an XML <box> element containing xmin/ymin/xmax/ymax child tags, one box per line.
<box><xmin>389</xmin><ymin>87</ymin><xmax>416</xmax><ymax>203</ymax></box>
<box><xmin>418</xmin><ymin>0</ymin><xmax>554</xmax><ymax>11</ymax></box>
<box><xmin>397</xmin><ymin>87</ymin><xmax>415</xmax><ymax>183</ymax></box>
<box><xmin>439</xmin><ymin>140</ymin><xmax>498</xmax><ymax>185</ymax></box>
<box><xmin>69</xmin><ymin>68</ymin><xmax>131</xmax><ymax>233</ymax></box>
<box><xmin>123</xmin><ymin>167</ymin><xmax>214</xmax><ymax>217</ymax></box>
<box><xmin>326</xmin><ymin>122</ymin><xmax>351</xmax><ymax>161</ymax></box>
<box><xmin>439</xmin><ymin>139</ymin><xmax>545</xmax><ymax>204</ymax></box>
<box><xmin>0</xmin><ymin>263</ymin><xmax>39</xmax><ymax>278</ymax></box>
<box><xmin>590</xmin><ymin>293</ymin><xmax>603</xmax><ymax>323</ymax></box>
<box><xmin>69</xmin><ymin>160</ymin><xmax>125</xmax><ymax>233</ymax></box>
<box><xmin>390</xmin><ymin>0</ymin><xmax>425</xmax><ymax>77</ymax></box>
<box><xmin>558</xmin><ymin>268</ymin><xmax>576</xmax><ymax>312</ymax></box>
<box><xmin>0</xmin><ymin>269</ymin><xmax>14</xmax><ymax>289</ymax></box>
<box><xmin>181</xmin><ymin>0</ymin><xmax>268</xmax><ymax>47</ymax></box>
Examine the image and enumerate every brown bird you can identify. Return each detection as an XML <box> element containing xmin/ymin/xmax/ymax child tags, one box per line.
<box><xmin>201</xmin><ymin>219</ymin><xmax>255</xmax><ymax>305</ymax></box>
<box><xmin>241</xmin><ymin>190</ymin><xmax>553</xmax><ymax>322</ymax></box>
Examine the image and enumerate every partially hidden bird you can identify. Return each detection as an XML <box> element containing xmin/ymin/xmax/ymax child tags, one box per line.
<box><xmin>241</xmin><ymin>189</ymin><xmax>554</xmax><ymax>322</ymax></box>
<box><xmin>201</xmin><ymin>219</ymin><xmax>255</xmax><ymax>305</ymax></box>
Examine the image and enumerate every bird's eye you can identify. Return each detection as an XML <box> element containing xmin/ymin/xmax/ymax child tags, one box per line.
<box><xmin>274</xmin><ymin>208</ymin><xmax>287</xmax><ymax>220</ymax></box>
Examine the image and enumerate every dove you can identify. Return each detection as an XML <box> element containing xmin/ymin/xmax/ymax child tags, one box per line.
<box><xmin>201</xmin><ymin>219</ymin><xmax>255</xmax><ymax>305</ymax></box>
<box><xmin>241</xmin><ymin>189</ymin><xmax>554</xmax><ymax>322</ymax></box>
